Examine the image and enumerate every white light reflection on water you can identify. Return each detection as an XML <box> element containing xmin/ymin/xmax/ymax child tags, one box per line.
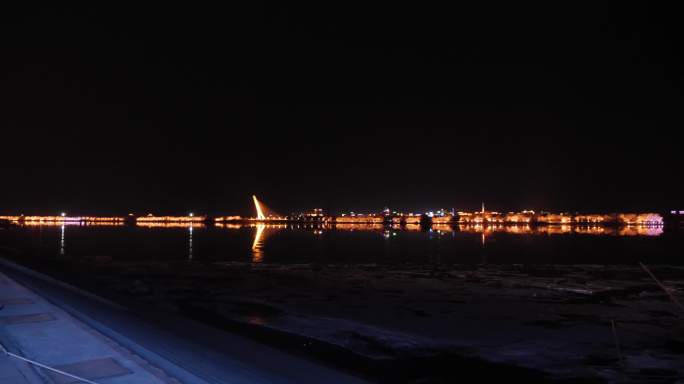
<box><xmin>59</xmin><ymin>224</ymin><xmax>65</xmax><ymax>255</ymax></box>
<box><xmin>188</xmin><ymin>225</ymin><xmax>194</xmax><ymax>261</ymax></box>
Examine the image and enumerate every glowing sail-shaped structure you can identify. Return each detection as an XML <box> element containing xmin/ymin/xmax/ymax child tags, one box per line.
<box><xmin>252</xmin><ymin>195</ymin><xmax>266</xmax><ymax>220</ymax></box>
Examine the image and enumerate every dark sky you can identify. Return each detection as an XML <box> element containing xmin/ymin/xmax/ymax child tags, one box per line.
<box><xmin>1</xmin><ymin>4</ymin><xmax>682</xmax><ymax>215</ymax></box>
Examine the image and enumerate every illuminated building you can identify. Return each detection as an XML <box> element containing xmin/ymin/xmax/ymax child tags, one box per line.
<box><xmin>214</xmin><ymin>216</ymin><xmax>243</xmax><ymax>222</ymax></box>
<box><xmin>536</xmin><ymin>213</ymin><xmax>573</xmax><ymax>224</ymax></box>
<box><xmin>392</xmin><ymin>213</ymin><xmax>427</xmax><ymax>225</ymax></box>
<box><xmin>287</xmin><ymin>208</ymin><xmax>329</xmax><ymax>222</ymax></box>
<box><xmin>306</xmin><ymin>208</ymin><xmax>324</xmax><ymax>217</ymax></box>
<box><xmin>431</xmin><ymin>215</ymin><xmax>456</xmax><ymax>224</ymax></box>
<box><xmin>137</xmin><ymin>222</ymin><xmax>206</xmax><ymax>228</ymax></box>
<box><xmin>457</xmin><ymin>206</ymin><xmax>503</xmax><ymax>224</ymax></box>
<box><xmin>573</xmin><ymin>214</ymin><xmax>615</xmax><ymax>224</ymax></box>
<box><xmin>334</xmin><ymin>214</ymin><xmax>385</xmax><ymax>224</ymax></box>
<box><xmin>617</xmin><ymin>213</ymin><xmax>663</xmax><ymax>225</ymax></box>
<box><xmin>0</xmin><ymin>215</ymin><xmax>125</xmax><ymax>225</ymax></box>
<box><xmin>136</xmin><ymin>214</ymin><xmax>206</xmax><ymax>224</ymax></box>
<box><xmin>502</xmin><ymin>210</ymin><xmax>536</xmax><ymax>223</ymax></box>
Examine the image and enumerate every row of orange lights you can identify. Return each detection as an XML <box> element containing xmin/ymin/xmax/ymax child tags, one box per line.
<box><xmin>2</xmin><ymin>211</ymin><xmax>665</xmax><ymax>226</ymax></box>
<box><xmin>0</xmin><ymin>218</ymin><xmax>663</xmax><ymax>236</ymax></box>
<box><xmin>0</xmin><ymin>215</ymin><xmax>125</xmax><ymax>223</ymax></box>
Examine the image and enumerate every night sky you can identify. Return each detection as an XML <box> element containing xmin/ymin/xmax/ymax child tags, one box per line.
<box><xmin>1</xmin><ymin>4</ymin><xmax>682</xmax><ymax>215</ymax></box>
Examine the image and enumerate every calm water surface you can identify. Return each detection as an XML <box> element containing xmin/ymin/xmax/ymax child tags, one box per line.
<box><xmin>0</xmin><ymin>224</ymin><xmax>682</xmax><ymax>265</ymax></box>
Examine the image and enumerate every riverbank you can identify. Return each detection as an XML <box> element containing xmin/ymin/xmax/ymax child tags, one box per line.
<box><xmin>1</xmin><ymin>248</ymin><xmax>683</xmax><ymax>382</ymax></box>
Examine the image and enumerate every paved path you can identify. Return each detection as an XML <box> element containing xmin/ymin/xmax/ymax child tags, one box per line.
<box><xmin>1</xmin><ymin>271</ymin><xmax>183</xmax><ymax>383</ymax></box>
<box><xmin>0</xmin><ymin>348</ymin><xmax>43</xmax><ymax>384</ymax></box>
<box><xmin>0</xmin><ymin>262</ymin><xmax>369</xmax><ymax>384</ymax></box>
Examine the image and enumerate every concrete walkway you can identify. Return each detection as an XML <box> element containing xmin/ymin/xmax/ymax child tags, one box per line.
<box><xmin>0</xmin><ymin>343</ymin><xmax>44</xmax><ymax>384</ymax></box>
<box><xmin>0</xmin><ymin>262</ymin><xmax>369</xmax><ymax>384</ymax></box>
<box><xmin>0</xmin><ymin>272</ymin><xmax>192</xmax><ymax>383</ymax></box>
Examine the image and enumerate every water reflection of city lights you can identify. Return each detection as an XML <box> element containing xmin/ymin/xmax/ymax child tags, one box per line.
<box><xmin>457</xmin><ymin>224</ymin><xmax>663</xmax><ymax>237</ymax></box>
<box><xmin>136</xmin><ymin>215</ymin><xmax>205</xmax><ymax>224</ymax></box>
<box><xmin>215</xmin><ymin>223</ymin><xmax>243</xmax><ymax>229</ymax></box>
<box><xmin>59</xmin><ymin>224</ymin><xmax>65</xmax><ymax>255</ymax></box>
<box><xmin>188</xmin><ymin>225</ymin><xmax>194</xmax><ymax>261</ymax></box>
<box><xmin>222</xmin><ymin>222</ymin><xmax>665</xmax><ymax>239</ymax></box>
<box><xmin>251</xmin><ymin>224</ymin><xmax>266</xmax><ymax>263</ymax></box>
<box><xmin>619</xmin><ymin>225</ymin><xmax>664</xmax><ymax>237</ymax></box>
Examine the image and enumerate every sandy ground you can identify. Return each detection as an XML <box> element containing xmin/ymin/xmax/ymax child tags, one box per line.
<box><xmin>2</xmin><ymin>249</ymin><xmax>684</xmax><ymax>383</ymax></box>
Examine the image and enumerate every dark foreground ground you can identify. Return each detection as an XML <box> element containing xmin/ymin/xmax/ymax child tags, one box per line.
<box><xmin>1</xmin><ymin>245</ymin><xmax>683</xmax><ymax>383</ymax></box>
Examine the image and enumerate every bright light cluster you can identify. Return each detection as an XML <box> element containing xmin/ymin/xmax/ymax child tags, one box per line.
<box><xmin>0</xmin><ymin>215</ymin><xmax>125</xmax><ymax>223</ymax></box>
<box><xmin>136</xmin><ymin>215</ymin><xmax>205</xmax><ymax>223</ymax></box>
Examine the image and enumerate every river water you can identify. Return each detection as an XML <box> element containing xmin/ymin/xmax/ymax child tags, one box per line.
<box><xmin>1</xmin><ymin>223</ymin><xmax>681</xmax><ymax>265</ymax></box>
